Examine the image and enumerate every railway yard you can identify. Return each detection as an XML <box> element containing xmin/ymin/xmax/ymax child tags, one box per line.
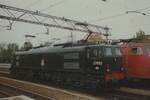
<box><xmin>0</xmin><ymin>1</ymin><xmax>150</xmax><ymax>100</ymax></box>
<box><xmin>0</xmin><ymin>64</ymin><xmax>150</xmax><ymax>100</ymax></box>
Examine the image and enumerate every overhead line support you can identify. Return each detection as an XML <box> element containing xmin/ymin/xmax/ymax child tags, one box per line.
<box><xmin>0</xmin><ymin>3</ymin><xmax>109</xmax><ymax>34</ymax></box>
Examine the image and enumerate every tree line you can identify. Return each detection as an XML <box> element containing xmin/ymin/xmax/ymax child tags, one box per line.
<box><xmin>0</xmin><ymin>42</ymin><xmax>33</xmax><ymax>63</ymax></box>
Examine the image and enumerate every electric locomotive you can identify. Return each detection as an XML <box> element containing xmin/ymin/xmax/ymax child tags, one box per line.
<box><xmin>122</xmin><ymin>42</ymin><xmax>150</xmax><ymax>79</ymax></box>
<box><xmin>11</xmin><ymin>44</ymin><xmax>125</xmax><ymax>88</ymax></box>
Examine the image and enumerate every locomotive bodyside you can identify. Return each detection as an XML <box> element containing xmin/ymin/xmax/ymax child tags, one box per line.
<box><xmin>122</xmin><ymin>43</ymin><xmax>150</xmax><ymax>79</ymax></box>
<box><xmin>11</xmin><ymin>45</ymin><xmax>125</xmax><ymax>88</ymax></box>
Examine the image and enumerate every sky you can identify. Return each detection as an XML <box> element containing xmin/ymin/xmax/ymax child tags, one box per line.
<box><xmin>0</xmin><ymin>0</ymin><xmax>150</xmax><ymax>46</ymax></box>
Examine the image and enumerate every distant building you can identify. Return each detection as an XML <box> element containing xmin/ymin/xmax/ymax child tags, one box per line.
<box><xmin>131</xmin><ymin>34</ymin><xmax>150</xmax><ymax>43</ymax></box>
<box><xmin>119</xmin><ymin>35</ymin><xmax>150</xmax><ymax>43</ymax></box>
<box><xmin>141</xmin><ymin>35</ymin><xmax>150</xmax><ymax>42</ymax></box>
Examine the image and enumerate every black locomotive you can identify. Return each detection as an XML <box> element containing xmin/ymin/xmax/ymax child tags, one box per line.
<box><xmin>10</xmin><ymin>44</ymin><xmax>125</xmax><ymax>88</ymax></box>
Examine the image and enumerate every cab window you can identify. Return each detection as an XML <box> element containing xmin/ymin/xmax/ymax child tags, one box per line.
<box><xmin>146</xmin><ymin>47</ymin><xmax>150</xmax><ymax>55</ymax></box>
<box><xmin>86</xmin><ymin>48</ymin><xmax>90</xmax><ymax>59</ymax></box>
<box><xmin>87</xmin><ymin>48</ymin><xmax>98</xmax><ymax>59</ymax></box>
<box><xmin>16</xmin><ymin>55</ymin><xmax>20</xmax><ymax>60</ymax></box>
<box><xmin>105</xmin><ymin>47</ymin><xmax>112</xmax><ymax>56</ymax></box>
<box><xmin>93</xmin><ymin>49</ymin><xmax>98</xmax><ymax>57</ymax></box>
<box><xmin>131</xmin><ymin>47</ymin><xmax>143</xmax><ymax>55</ymax></box>
<box><xmin>115</xmin><ymin>48</ymin><xmax>122</xmax><ymax>56</ymax></box>
<box><xmin>99</xmin><ymin>49</ymin><xmax>102</xmax><ymax>56</ymax></box>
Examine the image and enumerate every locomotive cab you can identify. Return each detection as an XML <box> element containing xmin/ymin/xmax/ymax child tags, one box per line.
<box><xmin>85</xmin><ymin>46</ymin><xmax>103</xmax><ymax>73</ymax></box>
<box><xmin>85</xmin><ymin>45</ymin><xmax>125</xmax><ymax>83</ymax></box>
<box><xmin>103</xmin><ymin>46</ymin><xmax>124</xmax><ymax>82</ymax></box>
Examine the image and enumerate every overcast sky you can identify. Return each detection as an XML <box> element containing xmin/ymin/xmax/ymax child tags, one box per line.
<box><xmin>0</xmin><ymin>0</ymin><xmax>150</xmax><ymax>46</ymax></box>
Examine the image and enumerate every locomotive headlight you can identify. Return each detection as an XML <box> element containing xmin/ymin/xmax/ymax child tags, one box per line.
<box><xmin>106</xmin><ymin>68</ymin><xmax>110</xmax><ymax>72</ymax></box>
<box><xmin>106</xmin><ymin>64</ymin><xmax>110</xmax><ymax>72</ymax></box>
<box><xmin>121</xmin><ymin>67</ymin><xmax>124</xmax><ymax>71</ymax></box>
<box><xmin>95</xmin><ymin>66</ymin><xmax>100</xmax><ymax>70</ymax></box>
<box><xmin>99</xmin><ymin>61</ymin><xmax>103</xmax><ymax>65</ymax></box>
<box><xmin>93</xmin><ymin>61</ymin><xmax>103</xmax><ymax>65</ymax></box>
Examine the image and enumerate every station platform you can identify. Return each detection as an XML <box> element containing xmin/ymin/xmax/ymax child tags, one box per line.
<box><xmin>1</xmin><ymin>95</ymin><xmax>34</xmax><ymax>100</ymax></box>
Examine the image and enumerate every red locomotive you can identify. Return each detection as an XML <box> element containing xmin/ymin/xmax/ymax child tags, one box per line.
<box><xmin>122</xmin><ymin>42</ymin><xmax>150</xmax><ymax>79</ymax></box>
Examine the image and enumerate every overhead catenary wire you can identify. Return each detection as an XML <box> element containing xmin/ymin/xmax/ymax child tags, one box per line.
<box><xmin>0</xmin><ymin>0</ymin><xmax>68</xmax><ymax>31</ymax></box>
<box><xmin>24</xmin><ymin>0</ymin><xmax>41</xmax><ymax>9</ymax></box>
<box><xmin>41</xmin><ymin>0</ymin><xmax>107</xmax><ymax>12</ymax></box>
<box><xmin>135</xmin><ymin>6</ymin><xmax>150</xmax><ymax>12</ymax></box>
<box><xmin>39</xmin><ymin>0</ymin><xmax>68</xmax><ymax>27</ymax></box>
<box><xmin>36</xmin><ymin>0</ymin><xmax>68</xmax><ymax>35</ymax></box>
<box><xmin>40</xmin><ymin>0</ymin><xmax>67</xmax><ymax>12</ymax></box>
<box><xmin>0</xmin><ymin>3</ymin><xmax>108</xmax><ymax>34</ymax></box>
<box><xmin>91</xmin><ymin>5</ymin><xmax>150</xmax><ymax>22</ymax></box>
<box><xmin>0</xmin><ymin>0</ymin><xmax>41</xmax><ymax>30</ymax></box>
<box><xmin>91</xmin><ymin>13</ymin><xmax>126</xmax><ymax>22</ymax></box>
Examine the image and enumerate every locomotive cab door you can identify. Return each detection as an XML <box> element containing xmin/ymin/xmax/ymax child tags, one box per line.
<box><xmin>103</xmin><ymin>46</ymin><xmax>114</xmax><ymax>73</ymax></box>
<box><xmin>103</xmin><ymin>46</ymin><xmax>122</xmax><ymax>73</ymax></box>
<box><xmin>85</xmin><ymin>47</ymin><xmax>103</xmax><ymax>74</ymax></box>
<box><xmin>113</xmin><ymin>47</ymin><xmax>123</xmax><ymax>71</ymax></box>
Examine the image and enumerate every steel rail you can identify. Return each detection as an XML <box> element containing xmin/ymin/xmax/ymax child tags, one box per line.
<box><xmin>0</xmin><ymin>82</ymin><xmax>54</xmax><ymax>100</ymax></box>
<box><xmin>116</xmin><ymin>87</ymin><xmax>150</xmax><ymax>97</ymax></box>
<box><xmin>0</xmin><ymin>90</ymin><xmax>12</xmax><ymax>97</ymax></box>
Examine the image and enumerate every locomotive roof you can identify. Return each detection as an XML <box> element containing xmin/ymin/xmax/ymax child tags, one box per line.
<box><xmin>16</xmin><ymin>44</ymin><xmax>119</xmax><ymax>55</ymax></box>
<box><xmin>122</xmin><ymin>42</ymin><xmax>150</xmax><ymax>47</ymax></box>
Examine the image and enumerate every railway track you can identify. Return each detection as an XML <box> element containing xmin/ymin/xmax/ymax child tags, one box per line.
<box><xmin>117</xmin><ymin>87</ymin><xmax>150</xmax><ymax>97</ymax></box>
<box><xmin>108</xmin><ymin>89</ymin><xmax>150</xmax><ymax>100</ymax></box>
<box><xmin>23</xmin><ymin>79</ymin><xmax>150</xmax><ymax>100</ymax></box>
<box><xmin>0</xmin><ymin>90</ymin><xmax>11</xmax><ymax>97</ymax></box>
<box><xmin>0</xmin><ymin>76</ymin><xmax>102</xmax><ymax>100</ymax></box>
<box><xmin>0</xmin><ymin>83</ymin><xmax>54</xmax><ymax>100</ymax></box>
<box><xmin>67</xmin><ymin>86</ymin><xmax>150</xmax><ymax>100</ymax></box>
<box><xmin>0</xmin><ymin>63</ymin><xmax>150</xmax><ymax>100</ymax></box>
